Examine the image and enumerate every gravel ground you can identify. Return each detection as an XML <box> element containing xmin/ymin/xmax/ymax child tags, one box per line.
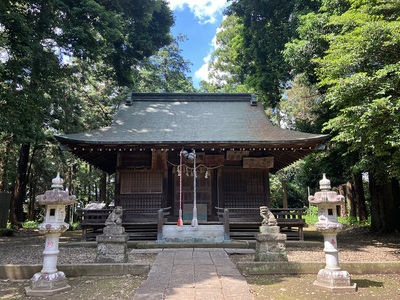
<box><xmin>0</xmin><ymin>230</ymin><xmax>156</xmax><ymax>265</ymax></box>
<box><xmin>0</xmin><ymin>227</ymin><xmax>399</xmax><ymax>300</ymax></box>
<box><xmin>230</xmin><ymin>226</ymin><xmax>400</xmax><ymax>264</ymax></box>
<box><xmin>1</xmin><ymin>226</ymin><xmax>398</xmax><ymax>265</ymax></box>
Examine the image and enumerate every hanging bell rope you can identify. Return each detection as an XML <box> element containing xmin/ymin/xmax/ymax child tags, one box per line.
<box><xmin>178</xmin><ymin>149</ymin><xmax>198</xmax><ymax>227</ymax></box>
<box><xmin>190</xmin><ymin>149</ymin><xmax>198</xmax><ymax>227</ymax></box>
<box><xmin>177</xmin><ymin>149</ymin><xmax>184</xmax><ymax>226</ymax></box>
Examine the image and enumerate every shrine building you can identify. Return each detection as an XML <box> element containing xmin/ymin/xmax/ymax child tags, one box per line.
<box><xmin>56</xmin><ymin>92</ymin><xmax>328</xmax><ymax>227</ymax></box>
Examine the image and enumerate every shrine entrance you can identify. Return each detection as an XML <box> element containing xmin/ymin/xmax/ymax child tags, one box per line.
<box><xmin>173</xmin><ymin>168</ymin><xmax>212</xmax><ymax>221</ymax></box>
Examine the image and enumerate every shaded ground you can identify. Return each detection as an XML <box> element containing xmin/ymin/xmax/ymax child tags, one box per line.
<box><xmin>1</xmin><ymin>226</ymin><xmax>399</xmax><ymax>299</ymax></box>
<box><xmin>248</xmin><ymin>274</ymin><xmax>400</xmax><ymax>300</ymax></box>
<box><xmin>1</xmin><ymin>275</ymin><xmax>145</xmax><ymax>300</ymax></box>
<box><xmin>2</xmin><ymin>273</ymin><xmax>400</xmax><ymax>300</ymax></box>
<box><xmin>238</xmin><ymin>227</ymin><xmax>400</xmax><ymax>300</ymax></box>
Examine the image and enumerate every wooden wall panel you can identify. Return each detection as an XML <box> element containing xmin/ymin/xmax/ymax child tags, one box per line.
<box><xmin>220</xmin><ymin>168</ymin><xmax>267</xmax><ymax>208</ymax></box>
<box><xmin>120</xmin><ymin>172</ymin><xmax>163</xmax><ymax>194</ymax></box>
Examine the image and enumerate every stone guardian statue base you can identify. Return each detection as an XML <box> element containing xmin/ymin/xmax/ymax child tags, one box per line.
<box><xmin>96</xmin><ymin>206</ymin><xmax>129</xmax><ymax>263</ymax></box>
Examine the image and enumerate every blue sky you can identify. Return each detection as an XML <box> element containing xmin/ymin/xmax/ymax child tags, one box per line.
<box><xmin>167</xmin><ymin>1</ymin><xmax>228</xmax><ymax>88</ymax></box>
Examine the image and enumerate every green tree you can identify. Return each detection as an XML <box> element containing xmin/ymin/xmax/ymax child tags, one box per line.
<box><xmin>316</xmin><ymin>0</ymin><xmax>400</xmax><ymax>232</ymax></box>
<box><xmin>0</xmin><ymin>0</ymin><xmax>173</xmax><ymax>226</ymax></box>
<box><xmin>279</xmin><ymin>75</ymin><xmax>326</xmax><ymax>132</ymax></box>
<box><xmin>224</xmin><ymin>0</ymin><xmax>320</xmax><ymax>106</ymax></box>
<box><xmin>134</xmin><ymin>35</ymin><xmax>195</xmax><ymax>92</ymax></box>
<box><xmin>271</xmin><ymin>160</ymin><xmax>310</xmax><ymax>209</ymax></box>
<box><xmin>203</xmin><ymin>15</ymin><xmax>250</xmax><ymax>93</ymax></box>
<box><xmin>283</xmin><ymin>0</ymin><xmax>351</xmax><ymax>83</ymax></box>
<box><xmin>282</xmin><ymin>1</ymin><xmax>372</xmax><ymax>226</ymax></box>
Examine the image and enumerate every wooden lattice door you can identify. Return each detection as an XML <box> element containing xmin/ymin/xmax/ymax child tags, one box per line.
<box><xmin>174</xmin><ymin>169</ymin><xmax>212</xmax><ymax>218</ymax></box>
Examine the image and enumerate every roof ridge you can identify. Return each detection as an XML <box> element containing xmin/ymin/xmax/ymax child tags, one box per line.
<box><xmin>128</xmin><ymin>92</ymin><xmax>255</xmax><ymax>102</ymax></box>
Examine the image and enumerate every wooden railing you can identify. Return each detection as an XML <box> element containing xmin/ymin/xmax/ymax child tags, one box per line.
<box><xmin>78</xmin><ymin>207</ymin><xmax>171</xmax><ymax>241</ymax></box>
<box><xmin>215</xmin><ymin>207</ymin><xmax>306</xmax><ymax>240</ymax></box>
<box><xmin>78</xmin><ymin>206</ymin><xmax>306</xmax><ymax>241</ymax></box>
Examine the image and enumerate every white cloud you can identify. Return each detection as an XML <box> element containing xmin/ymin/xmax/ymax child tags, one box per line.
<box><xmin>168</xmin><ymin>0</ymin><xmax>227</xmax><ymax>24</ymax></box>
<box><xmin>194</xmin><ymin>55</ymin><xmax>211</xmax><ymax>82</ymax></box>
<box><xmin>194</xmin><ymin>32</ymin><xmax>216</xmax><ymax>83</ymax></box>
<box><xmin>194</xmin><ymin>25</ymin><xmax>225</xmax><ymax>83</ymax></box>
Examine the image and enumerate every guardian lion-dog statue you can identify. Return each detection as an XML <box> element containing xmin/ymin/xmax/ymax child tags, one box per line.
<box><xmin>260</xmin><ymin>206</ymin><xmax>277</xmax><ymax>226</ymax></box>
<box><xmin>105</xmin><ymin>206</ymin><xmax>123</xmax><ymax>227</ymax></box>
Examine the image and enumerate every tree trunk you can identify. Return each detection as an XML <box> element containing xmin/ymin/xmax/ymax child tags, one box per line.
<box><xmin>0</xmin><ymin>143</ymin><xmax>4</xmax><ymax>191</ymax></box>
<box><xmin>0</xmin><ymin>140</ymin><xmax>12</xmax><ymax>191</ymax></box>
<box><xmin>369</xmin><ymin>173</ymin><xmax>382</xmax><ymax>232</ymax></box>
<box><xmin>346</xmin><ymin>181</ymin><xmax>357</xmax><ymax>218</ymax></box>
<box><xmin>391</xmin><ymin>180</ymin><xmax>400</xmax><ymax>232</ymax></box>
<box><xmin>353</xmin><ymin>172</ymin><xmax>368</xmax><ymax>222</ymax></box>
<box><xmin>28</xmin><ymin>178</ymin><xmax>36</xmax><ymax>221</ymax></box>
<box><xmin>381</xmin><ymin>179</ymin><xmax>399</xmax><ymax>232</ymax></box>
<box><xmin>67</xmin><ymin>164</ymin><xmax>76</xmax><ymax>196</ymax></box>
<box><xmin>10</xmin><ymin>143</ymin><xmax>30</xmax><ymax>226</ymax></box>
<box><xmin>338</xmin><ymin>184</ymin><xmax>346</xmax><ymax>217</ymax></box>
<box><xmin>369</xmin><ymin>173</ymin><xmax>399</xmax><ymax>233</ymax></box>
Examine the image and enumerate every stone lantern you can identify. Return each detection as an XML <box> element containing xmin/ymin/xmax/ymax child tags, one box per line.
<box><xmin>25</xmin><ymin>173</ymin><xmax>76</xmax><ymax>297</ymax></box>
<box><xmin>308</xmin><ymin>174</ymin><xmax>357</xmax><ymax>292</ymax></box>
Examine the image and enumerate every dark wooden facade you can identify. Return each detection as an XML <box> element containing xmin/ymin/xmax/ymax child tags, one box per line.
<box><xmin>114</xmin><ymin>149</ymin><xmax>270</xmax><ymax>221</ymax></box>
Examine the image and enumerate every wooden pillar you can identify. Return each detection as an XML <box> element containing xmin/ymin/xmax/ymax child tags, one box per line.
<box><xmin>265</xmin><ymin>169</ymin><xmax>271</xmax><ymax>207</ymax></box>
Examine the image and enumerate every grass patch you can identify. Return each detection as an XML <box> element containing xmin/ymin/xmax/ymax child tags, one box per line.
<box><xmin>22</xmin><ymin>220</ymin><xmax>39</xmax><ymax>228</ymax></box>
<box><xmin>304</xmin><ymin>206</ymin><xmax>318</xmax><ymax>225</ymax></box>
<box><xmin>304</xmin><ymin>206</ymin><xmax>371</xmax><ymax>227</ymax></box>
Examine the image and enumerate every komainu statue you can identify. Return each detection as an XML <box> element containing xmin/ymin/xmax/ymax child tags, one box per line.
<box><xmin>105</xmin><ymin>206</ymin><xmax>123</xmax><ymax>227</ymax></box>
<box><xmin>260</xmin><ymin>206</ymin><xmax>277</xmax><ymax>226</ymax></box>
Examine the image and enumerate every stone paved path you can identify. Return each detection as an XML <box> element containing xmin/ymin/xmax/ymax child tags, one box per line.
<box><xmin>132</xmin><ymin>248</ymin><xmax>254</xmax><ymax>300</ymax></box>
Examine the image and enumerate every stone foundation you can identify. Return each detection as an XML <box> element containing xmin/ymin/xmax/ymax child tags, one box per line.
<box><xmin>96</xmin><ymin>230</ymin><xmax>129</xmax><ymax>263</ymax></box>
<box><xmin>160</xmin><ymin>225</ymin><xmax>225</xmax><ymax>243</ymax></box>
<box><xmin>255</xmin><ymin>226</ymin><xmax>288</xmax><ymax>262</ymax></box>
<box><xmin>25</xmin><ymin>271</ymin><xmax>71</xmax><ymax>296</ymax></box>
<box><xmin>314</xmin><ymin>268</ymin><xmax>357</xmax><ymax>292</ymax></box>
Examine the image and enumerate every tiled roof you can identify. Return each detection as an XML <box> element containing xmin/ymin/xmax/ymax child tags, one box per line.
<box><xmin>56</xmin><ymin>93</ymin><xmax>329</xmax><ymax>173</ymax></box>
<box><xmin>56</xmin><ymin>93</ymin><xmax>327</xmax><ymax>146</ymax></box>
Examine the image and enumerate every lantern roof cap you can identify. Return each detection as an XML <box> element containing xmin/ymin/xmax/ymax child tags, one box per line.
<box><xmin>319</xmin><ymin>173</ymin><xmax>331</xmax><ymax>190</ymax></box>
<box><xmin>51</xmin><ymin>172</ymin><xmax>64</xmax><ymax>189</ymax></box>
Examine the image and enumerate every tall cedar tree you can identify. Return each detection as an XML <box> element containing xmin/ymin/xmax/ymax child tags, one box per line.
<box><xmin>0</xmin><ymin>0</ymin><xmax>173</xmax><ymax>226</ymax></box>
<box><xmin>225</xmin><ymin>0</ymin><xmax>320</xmax><ymax>107</ymax></box>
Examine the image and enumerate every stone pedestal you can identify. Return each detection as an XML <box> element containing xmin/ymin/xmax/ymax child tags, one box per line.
<box><xmin>25</xmin><ymin>271</ymin><xmax>71</xmax><ymax>296</ymax></box>
<box><xmin>314</xmin><ymin>269</ymin><xmax>356</xmax><ymax>292</ymax></box>
<box><xmin>26</xmin><ymin>232</ymin><xmax>71</xmax><ymax>296</ymax></box>
<box><xmin>312</xmin><ymin>228</ymin><xmax>357</xmax><ymax>292</ymax></box>
<box><xmin>96</xmin><ymin>225</ymin><xmax>129</xmax><ymax>263</ymax></box>
<box><xmin>255</xmin><ymin>225</ymin><xmax>288</xmax><ymax>262</ymax></box>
